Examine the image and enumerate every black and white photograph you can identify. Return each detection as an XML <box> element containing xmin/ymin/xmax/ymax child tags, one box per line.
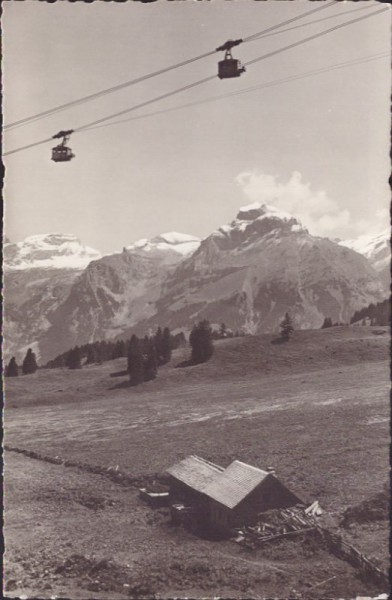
<box><xmin>2</xmin><ymin>1</ymin><xmax>391</xmax><ymax>599</ymax></box>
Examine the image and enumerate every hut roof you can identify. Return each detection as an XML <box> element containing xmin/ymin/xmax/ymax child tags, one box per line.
<box><xmin>202</xmin><ymin>460</ymin><xmax>270</xmax><ymax>509</ymax></box>
<box><xmin>166</xmin><ymin>455</ymin><xmax>224</xmax><ymax>494</ymax></box>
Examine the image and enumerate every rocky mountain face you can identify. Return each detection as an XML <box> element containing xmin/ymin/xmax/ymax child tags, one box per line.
<box><xmin>3</xmin><ymin>234</ymin><xmax>101</xmax><ymax>362</ymax></box>
<box><xmin>339</xmin><ymin>229</ymin><xmax>390</xmax><ymax>289</ymax></box>
<box><xmin>3</xmin><ymin>232</ymin><xmax>200</xmax><ymax>363</ymax></box>
<box><xmin>3</xmin><ymin>210</ymin><xmax>388</xmax><ymax>364</ymax></box>
<box><xmin>119</xmin><ymin>204</ymin><xmax>386</xmax><ymax>338</ymax></box>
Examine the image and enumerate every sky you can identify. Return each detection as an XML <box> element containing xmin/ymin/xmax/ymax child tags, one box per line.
<box><xmin>3</xmin><ymin>0</ymin><xmax>391</xmax><ymax>254</ymax></box>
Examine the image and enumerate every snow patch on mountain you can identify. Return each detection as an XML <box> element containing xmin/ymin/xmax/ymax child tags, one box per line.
<box><xmin>339</xmin><ymin>229</ymin><xmax>389</xmax><ymax>260</ymax></box>
<box><xmin>213</xmin><ymin>203</ymin><xmax>308</xmax><ymax>245</ymax></box>
<box><xmin>126</xmin><ymin>232</ymin><xmax>200</xmax><ymax>262</ymax></box>
<box><xmin>4</xmin><ymin>233</ymin><xmax>101</xmax><ymax>271</ymax></box>
<box><xmin>339</xmin><ymin>229</ymin><xmax>390</xmax><ymax>281</ymax></box>
<box><xmin>238</xmin><ymin>202</ymin><xmax>295</xmax><ymax>222</ymax></box>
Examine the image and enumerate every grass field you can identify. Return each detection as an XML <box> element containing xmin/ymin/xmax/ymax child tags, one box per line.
<box><xmin>4</xmin><ymin>326</ymin><xmax>390</xmax><ymax>598</ymax></box>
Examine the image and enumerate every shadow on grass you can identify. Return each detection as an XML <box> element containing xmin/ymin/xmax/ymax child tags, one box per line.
<box><xmin>110</xmin><ymin>369</ymin><xmax>128</xmax><ymax>378</ymax></box>
<box><xmin>175</xmin><ymin>359</ymin><xmax>195</xmax><ymax>368</ymax></box>
<box><xmin>109</xmin><ymin>379</ymin><xmax>133</xmax><ymax>390</ymax></box>
<box><xmin>271</xmin><ymin>336</ymin><xmax>290</xmax><ymax>345</ymax></box>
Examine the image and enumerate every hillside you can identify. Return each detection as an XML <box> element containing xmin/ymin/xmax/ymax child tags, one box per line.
<box><xmin>5</xmin><ymin>326</ymin><xmax>390</xmax><ymax>598</ymax></box>
<box><xmin>5</xmin><ymin>326</ymin><xmax>389</xmax><ymax>408</ymax></box>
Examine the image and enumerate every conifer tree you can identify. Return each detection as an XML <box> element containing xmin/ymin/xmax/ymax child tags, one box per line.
<box><xmin>67</xmin><ymin>346</ymin><xmax>82</xmax><ymax>369</ymax></box>
<box><xmin>142</xmin><ymin>335</ymin><xmax>150</xmax><ymax>354</ymax></box>
<box><xmin>86</xmin><ymin>345</ymin><xmax>99</xmax><ymax>365</ymax></box>
<box><xmin>112</xmin><ymin>340</ymin><xmax>126</xmax><ymax>360</ymax></box>
<box><xmin>154</xmin><ymin>327</ymin><xmax>163</xmax><ymax>364</ymax></box>
<box><xmin>321</xmin><ymin>317</ymin><xmax>333</xmax><ymax>329</ymax></box>
<box><xmin>144</xmin><ymin>341</ymin><xmax>158</xmax><ymax>381</ymax></box>
<box><xmin>190</xmin><ymin>320</ymin><xmax>214</xmax><ymax>364</ymax></box>
<box><xmin>128</xmin><ymin>335</ymin><xmax>144</xmax><ymax>385</ymax></box>
<box><xmin>280</xmin><ymin>313</ymin><xmax>294</xmax><ymax>340</ymax></box>
<box><xmin>22</xmin><ymin>348</ymin><xmax>38</xmax><ymax>375</ymax></box>
<box><xmin>5</xmin><ymin>357</ymin><xmax>18</xmax><ymax>377</ymax></box>
<box><xmin>219</xmin><ymin>323</ymin><xmax>227</xmax><ymax>338</ymax></box>
<box><xmin>172</xmin><ymin>331</ymin><xmax>186</xmax><ymax>348</ymax></box>
<box><xmin>161</xmin><ymin>327</ymin><xmax>172</xmax><ymax>364</ymax></box>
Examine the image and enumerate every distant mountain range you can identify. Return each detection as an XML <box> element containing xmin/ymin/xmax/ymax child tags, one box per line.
<box><xmin>3</xmin><ymin>206</ymin><xmax>389</xmax><ymax>363</ymax></box>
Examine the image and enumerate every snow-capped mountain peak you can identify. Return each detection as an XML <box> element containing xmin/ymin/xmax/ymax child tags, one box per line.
<box><xmin>339</xmin><ymin>229</ymin><xmax>390</xmax><ymax>259</ymax></box>
<box><xmin>212</xmin><ymin>203</ymin><xmax>308</xmax><ymax>249</ymax></box>
<box><xmin>237</xmin><ymin>202</ymin><xmax>295</xmax><ymax>222</ymax></box>
<box><xmin>4</xmin><ymin>233</ymin><xmax>101</xmax><ymax>271</ymax></box>
<box><xmin>339</xmin><ymin>229</ymin><xmax>390</xmax><ymax>286</ymax></box>
<box><xmin>126</xmin><ymin>231</ymin><xmax>200</xmax><ymax>262</ymax></box>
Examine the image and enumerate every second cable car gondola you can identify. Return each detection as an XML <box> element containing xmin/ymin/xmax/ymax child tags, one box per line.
<box><xmin>51</xmin><ymin>130</ymin><xmax>75</xmax><ymax>162</ymax></box>
<box><xmin>216</xmin><ymin>39</ymin><xmax>246</xmax><ymax>80</ymax></box>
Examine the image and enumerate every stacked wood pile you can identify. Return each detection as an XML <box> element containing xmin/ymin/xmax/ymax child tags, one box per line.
<box><xmin>232</xmin><ymin>506</ymin><xmax>317</xmax><ymax>549</ymax></box>
<box><xmin>232</xmin><ymin>505</ymin><xmax>388</xmax><ymax>589</ymax></box>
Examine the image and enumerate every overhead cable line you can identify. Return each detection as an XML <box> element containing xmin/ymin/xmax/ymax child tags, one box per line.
<box><xmin>3</xmin><ymin>50</ymin><xmax>217</xmax><ymax>132</ymax></box>
<box><xmin>75</xmin><ymin>5</ymin><xmax>389</xmax><ymax>132</ymax></box>
<box><xmin>3</xmin><ymin>5</ymin><xmax>388</xmax><ymax>157</ymax></box>
<box><xmin>252</xmin><ymin>2</ymin><xmax>376</xmax><ymax>42</ymax></box>
<box><xmin>245</xmin><ymin>6</ymin><xmax>388</xmax><ymax>69</ymax></box>
<box><xmin>2</xmin><ymin>136</ymin><xmax>55</xmax><ymax>157</ymax></box>
<box><xmin>85</xmin><ymin>53</ymin><xmax>389</xmax><ymax>131</ymax></box>
<box><xmin>4</xmin><ymin>0</ymin><xmax>336</xmax><ymax>131</ymax></box>
<box><xmin>3</xmin><ymin>77</ymin><xmax>216</xmax><ymax>155</ymax></box>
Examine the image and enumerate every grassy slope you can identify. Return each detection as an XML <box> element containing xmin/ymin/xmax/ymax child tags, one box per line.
<box><xmin>4</xmin><ymin>326</ymin><xmax>390</xmax><ymax>598</ymax></box>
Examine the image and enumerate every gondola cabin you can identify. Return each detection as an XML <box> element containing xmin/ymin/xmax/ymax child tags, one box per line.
<box><xmin>218</xmin><ymin>55</ymin><xmax>246</xmax><ymax>79</ymax></box>
<box><xmin>51</xmin><ymin>129</ymin><xmax>75</xmax><ymax>162</ymax></box>
<box><xmin>216</xmin><ymin>40</ymin><xmax>246</xmax><ymax>80</ymax></box>
<box><xmin>51</xmin><ymin>145</ymin><xmax>75</xmax><ymax>162</ymax></box>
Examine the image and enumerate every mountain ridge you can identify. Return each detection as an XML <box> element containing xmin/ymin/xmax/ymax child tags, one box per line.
<box><xmin>3</xmin><ymin>206</ymin><xmax>389</xmax><ymax>363</ymax></box>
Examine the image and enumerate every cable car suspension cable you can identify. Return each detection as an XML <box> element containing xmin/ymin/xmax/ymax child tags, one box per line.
<box><xmin>245</xmin><ymin>6</ymin><xmax>389</xmax><ymax>69</ymax></box>
<box><xmin>3</xmin><ymin>5</ymin><xmax>388</xmax><ymax>157</ymax></box>
<box><xmin>5</xmin><ymin>0</ymin><xmax>338</xmax><ymax>132</ymax></box>
<box><xmin>85</xmin><ymin>52</ymin><xmax>389</xmax><ymax>131</ymax></box>
<box><xmin>77</xmin><ymin>6</ymin><xmax>388</xmax><ymax>132</ymax></box>
<box><xmin>250</xmin><ymin>3</ymin><xmax>377</xmax><ymax>43</ymax></box>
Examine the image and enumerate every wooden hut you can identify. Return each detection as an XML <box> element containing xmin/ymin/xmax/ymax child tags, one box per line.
<box><xmin>202</xmin><ymin>460</ymin><xmax>303</xmax><ymax>533</ymax></box>
<box><xmin>166</xmin><ymin>456</ymin><xmax>303</xmax><ymax>534</ymax></box>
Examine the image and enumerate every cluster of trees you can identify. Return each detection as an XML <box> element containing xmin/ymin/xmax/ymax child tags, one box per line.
<box><xmin>350</xmin><ymin>298</ymin><xmax>390</xmax><ymax>326</ymax></box>
<box><xmin>320</xmin><ymin>317</ymin><xmax>343</xmax><ymax>329</ymax></box>
<box><xmin>45</xmin><ymin>329</ymin><xmax>187</xmax><ymax>370</ymax></box>
<box><xmin>5</xmin><ymin>348</ymin><xmax>38</xmax><ymax>377</ymax></box>
<box><xmin>321</xmin><ymin>299</ymin><xmax>391</xmax><ymax>329</ymax></box>
<box><xmin>127</xmin><ymin>334</ymin><xmax>160</xmax><ymax>385</ymax></box>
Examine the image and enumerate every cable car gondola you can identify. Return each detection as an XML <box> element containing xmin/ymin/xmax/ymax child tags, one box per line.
<box><xmin>216</xmin><ymin>39</ymin><xmax>246</xmax><ymax>80</ymax></box>
<box><xmin>51</xmin><ymin>129</ymin><xmax>75</xmax><ymax>162</ymax></box>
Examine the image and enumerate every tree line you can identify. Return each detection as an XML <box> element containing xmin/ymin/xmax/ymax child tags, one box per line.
<box><xmin>5</xmin><ymin>348</ymin><xmax>38</xmax><ymax>377</ymax></box>
<box><xmin>321</xmin><ymin>298</ymin><xmax>391</xmax><ymax>329</ymax></box>
<box><xmin>349</xmin><ymin>298</ymin><xmax>390</xmax><ymax>326</ymax></box>
<box><xmin>5</xmin><ymin>321</ymin><xmax>217</xmax><ymax>381</ymax></box>
<box><xmin>45</xmin><ymin>328</ymin><xmax>186</xmax><ymax>370</ymax></box>
<box><xmin>5</xmin><ymin>314</ymin><xmax>299</xmax><ymax>380</ymax></box>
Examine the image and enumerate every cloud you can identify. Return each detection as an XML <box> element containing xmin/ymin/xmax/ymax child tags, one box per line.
<box><xmin>235</xmin><ymin>170</ymin><xmax>372</xmax><ymax>238</ymax></box>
